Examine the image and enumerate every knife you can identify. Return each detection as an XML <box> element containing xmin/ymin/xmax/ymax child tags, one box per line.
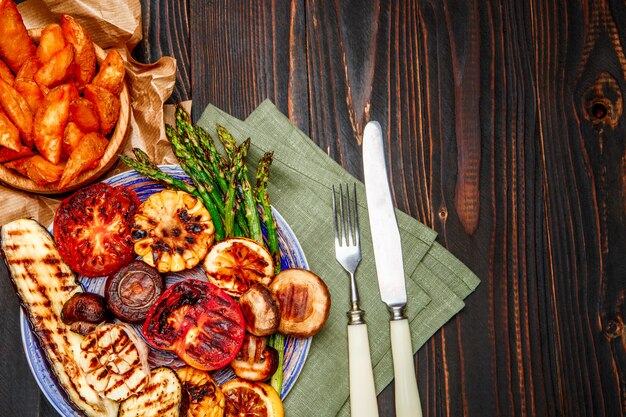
<box><xmin>363</xmin><ymin>121</ymin><xmax>423</xmax><ymax>417</ymax></box>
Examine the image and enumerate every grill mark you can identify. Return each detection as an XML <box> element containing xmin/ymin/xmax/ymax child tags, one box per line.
<box><xmin>43</xmin><ymin>255</ymin><xmax>60</xmax><ymax>265</ymax></box>
<box><xmin>104</xmin><ymin>377</ymin><xmax>125</xmax><ymax>395</ymax></box>
<box><xmin>2</xmin><ymin>222</ymin><xmax>107</xmax><ymax>414</ymax></box>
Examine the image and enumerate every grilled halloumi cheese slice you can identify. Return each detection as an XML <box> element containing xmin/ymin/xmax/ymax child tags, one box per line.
<box><xmin>78</xmin><ymin>323</ymin><xmax>150</xmax><ymax>402</ymax></box>
<box><xmin>1</xmin><ymin>219</ymin><xmax>118</xmax><ymax>417</ymax></box>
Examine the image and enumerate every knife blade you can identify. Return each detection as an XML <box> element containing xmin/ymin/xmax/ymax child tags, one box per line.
<box><xmin>363</xmin><ymin>121</ymin><xmax>423</xmax><ymax>417</ymax></box>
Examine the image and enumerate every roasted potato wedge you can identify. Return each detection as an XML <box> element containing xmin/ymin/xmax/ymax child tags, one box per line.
<box><xmin>84</xmin><ymin>84</ymin><xmax>120</xmax><ymax>135</ymax></box>
<box><xmin>0</xmin><ymin>0</ymin><xmax>36</xmax><ymax>73</ymax></box>
<box><xmin>34</xmin><ymin>43</ymin><xmax>75</xmax><ymax>88</ymax></box>
<box><xmin>69</xmin><ymin>97</ymin><xmax>99</xmax><ymax>133</ymax></box>
<box><xmin>14</xmin><ymin>79</ymin><xmax>44</xmax><ymax>114</ymax></box>
<box><xmin>36</xmin><ymin>24</ymin><xmax>67</xmax><ymax>64</ymax></box>
<box><xmin>62</xmin><ymin>121</ymin><xmax>84</xmax><ymax>159</ymax></box>
<box><xmin>5</xmin><ymin>154</ymin><xmax>64</xmax><ymax>185</ymax></box>
<box><xmin>92</xmin><ymin>49</ymin><xmax>125</xmax><ymax>96</ymax></box>
<box><xmin>61</xmin><ymin>15</ymin><xmax>96</xmax><ymax>87</ymax></box>
<box><xmin>0</xmin><ymin>145</ymin><xmax>34</xmax><ymax>163</ymax></box>
<box><xmin>16</xmin><ymin>57</ymin><xmax>40</xmax><ymax>81</ymax></box>
<box><xmin>34</xmin><ymin>83</ymin><xmax>77</xmax><ymax>164</ymax></box>
<box><xmin>58</xmin><ymin>131</ymin><xmax>107</xmax><ymax>189</ymax></box>
<box><xmin>0</xmin><ymin>59</ymin><xmax>14</xmax><ymax>85</ymax></box>
<box><xmin>3</xmin><ymin>154</ymin><xmax>29</xmax><ymax>176</ymax></box>
<box><xmin>0</xmin><ymin>77</ymin><xmax>33</xmax><ymax>146</ymax></box>
<box><xmin>0</xmin><ymin>109</ymin><xmax>20</xmax><ymax>151</ymax></box>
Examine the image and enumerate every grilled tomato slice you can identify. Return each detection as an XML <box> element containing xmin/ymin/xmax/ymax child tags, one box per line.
<box><xmin>54</xmin><ymin>183</ymin><xmax>140</xmax><ymax>277</ymax></box>
<box><xmin>142</xmin><ymin>279</ymin><xmax>245</xmax><ymax>370</ymax></box>
<box><xmin>202</xmin><ymin>237</ymin><xmax>274</xmax><ymax>297</ymax></box>
<box><xmin>132</xmin><ymin>190</ymin><xmax>215</xmax><ymax>273</ymax></box>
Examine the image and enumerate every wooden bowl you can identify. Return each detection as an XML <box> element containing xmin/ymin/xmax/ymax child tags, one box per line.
<box><xmin>0</xmin><ymin>28</ymin><xmax>130</xmax><ymax>195</ymax></box>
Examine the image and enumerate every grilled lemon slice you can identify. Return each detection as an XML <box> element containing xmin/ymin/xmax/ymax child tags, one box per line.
<box><xmin>221</xmin><ymin>378</ymin><xmax>283</xmax><ymax>417</ymax></box>
<box><xmin>202</xmin><ymin>237</ymin><xmax>274</xmax><ymax>297</ymax></box>
<box><xmin>78</xmin><ymin>323</ymin><xmax>150</xmax><ymax>402</ymax></box>
<box><xmin>132</xmin><ymin>190</ymin><xmax>215</xmax><ymax>273</ymax></box>
<box><xmin>176</xmin><ymin>366</ymin><xmax>225</xmax><ymax>417</ymax></box>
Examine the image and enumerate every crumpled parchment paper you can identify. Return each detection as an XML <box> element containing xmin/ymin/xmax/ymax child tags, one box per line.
<box><xmin>0</xmin><ymin>0</ymin><xmax>179</xmax><ymax>226</ymax></box>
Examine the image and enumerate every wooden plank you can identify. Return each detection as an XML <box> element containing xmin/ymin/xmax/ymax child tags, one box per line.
<box><xmin>133</xmin><ymin>0</ymin><xmax>191</xmax><ymax>102</ymax></box>
<box><xmin>189</xmin><ymin>0</ymin><xmax>309</xmax><ymax>131</ymax></box>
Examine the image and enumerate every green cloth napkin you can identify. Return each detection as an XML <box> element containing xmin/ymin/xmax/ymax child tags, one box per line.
<box><xmin>196</xmin><ymin>100</ymin><xmax>480</xmax><ymax>417</ymax></box>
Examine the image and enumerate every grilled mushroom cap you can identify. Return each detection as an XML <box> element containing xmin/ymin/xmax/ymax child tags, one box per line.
<box><xmin>105</xmin><ymin>260</ymin><xmax>163</xmax><ymax>323</ymax></box>
<box><xmin>238</xmin><ymin>284</ymin><xmax>281</xmax><ymax>336</ymax></box>
<box><xmin>269</xmin><ymin>268</ymin><xmax>331</xmax><ymax>338</ymax></box>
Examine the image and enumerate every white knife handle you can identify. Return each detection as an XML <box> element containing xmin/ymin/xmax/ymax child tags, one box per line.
<box><xmin>390</xmin><ymin>319</ymin><xmax>423</xmax><ymax>417</ymax></box>
<box><xmin>348</xmin><ymin>323</ymin><xmax>380</xmax><ymax>417</ymax></box>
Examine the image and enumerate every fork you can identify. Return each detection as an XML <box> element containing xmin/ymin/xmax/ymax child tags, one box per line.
<box><xmin>333</xmin><ymin>184</ymin><xmax>379</xmax><ymax>417</ymax></box>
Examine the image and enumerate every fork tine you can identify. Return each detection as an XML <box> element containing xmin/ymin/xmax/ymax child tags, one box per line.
<box><xmin>332</xmin><ymin>185</ymin><xmax>340</xmax><ymax>245</ymax></box>
<box><xmin>339</xmin><ymin>184</ymin><xmax>347</xmax><ymax>246</ymax></box>
<box><xmin>345</xmin><ymin>184</ymin><xmax>353</xmax><ymax>246</ymax></box>
<box><xmin>353</xmin><ymin>183</ymin><xmax>360</xmax><ymax>247</ymax></box>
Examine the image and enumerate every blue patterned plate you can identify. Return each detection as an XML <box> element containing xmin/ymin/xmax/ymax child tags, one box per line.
<box><xmin>20</xmin><ymin>166</ymin><xmax>311</xmax><ymax>417</ymax></box>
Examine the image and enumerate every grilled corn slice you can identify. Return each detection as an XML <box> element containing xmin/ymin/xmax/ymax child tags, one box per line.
<box><xmin>176</xmin><ymin>366</ymin><xmax>225</xmax><ymax>417</ymax></box>
<box><xmin>132</xmin><ymin>190</ymin><xmax>215</xmax><ymax>273</ymax></box>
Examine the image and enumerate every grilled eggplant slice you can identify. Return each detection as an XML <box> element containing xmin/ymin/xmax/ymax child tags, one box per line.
<box><xmin>0</xmin><ymin>218</ymin><xmax>118</xmax><ymax>417</ymax></box>
<box><xmin>119</xmin><ymin>367</ymin><xmax>186</xmax><ymax>417</ymax></box>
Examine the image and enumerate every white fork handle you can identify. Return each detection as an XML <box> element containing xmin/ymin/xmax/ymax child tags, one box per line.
<box><xmin>390</xmin><ymin>319</ymin><xmax>423</xmax><ymax>417</ymax></box>
<box><xmin>348</xmin><ymin>323</ymin><xmax>379</xmax><ymax>417</ymax></box>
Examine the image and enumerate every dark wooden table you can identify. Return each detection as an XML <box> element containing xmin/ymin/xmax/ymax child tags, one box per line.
<box><xmin>1</xmin><ymin>0</ymin><xmax>624</xmax><ymax>416</ymax></box>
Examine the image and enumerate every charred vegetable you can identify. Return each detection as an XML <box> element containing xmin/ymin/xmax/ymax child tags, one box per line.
<box><xmin>203</xmin><ymin>237</ymin><xmax>274</xmax><ymax>297</ymax></box>
<box><xmin>78</xmin><ymin>323</ymin><xmax>150</xmax><ymax>402</ymax></box>
<box><xmin>230</xmin><ymin>334</ymin><xmax>279</xmax><ymax>382</ymax></box>
<box><xmin>0</xmin><ymin>218</ymin><xmax>118</xmax><ymax>417</ymax></box>
<box><xmin>61</xmin><ymin>292</ymin><xmax>110</xmax><ymax>335</ymax></box>
<box><xmin>119</xmin><ymin>367</ymin><xmax>187</xmax><ymax>417</ymax></box>
<box><xmin>142</xmin><ymin>279</ymin><xmax>245</xmax><ymax>371</ymax></box>
<box><xmin>239</xmin><ymin>284</ymin><xmax>280</xmax><ymax>337</ymax></box>
<box><xmin>105</xmin><ymin>260</ymin><xmax>163</xmax><ymax>323</ymax></box>
<box><xmin>132</xmin><ymin>190</ymin><xmax>215</xmax><ymax>273</ymax></box>
<box><xmin>221</xmin><ymin>378</ymin><xmax>284</xmax><ymax>417</ymax></box>
<box><xmin>54</xmin><ymin>183</ymin><xmax>140</xmax><ymax>278</ymax></box>
<box><xmin>270</xmin><ymin>268</ymin><xmax>331</xmax><ymax>338</ymax></box>
<box><xmin>176</xmin><ymin>366</ymin><xmax>225</xmax><ymax>417</ymax></box>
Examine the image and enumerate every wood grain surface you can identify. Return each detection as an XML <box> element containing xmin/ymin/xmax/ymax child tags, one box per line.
<box><xmin>187</xmin><ymin>1</ymin><xmax>625</xmax><ymax>416</ymax></box>
<box><xmin>1</xmin><ymin>0</ymin><xmax>623</xmax><ymax>416</ymax></box>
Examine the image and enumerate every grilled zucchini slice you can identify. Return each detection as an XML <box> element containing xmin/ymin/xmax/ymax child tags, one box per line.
<box><xmin>0</xmin><ymin>218</ymin><xmax>118</xmax><ymax>417</ymax></box>
<box><xmin>78</xmin><ymin>323</ymin><xmax>150</xmax><ymax>401</ymax></box>
<box><xmin>119</xmin><ymin>367</ymin><xmax>186</xmax><ymax>417</ymax></box>
<box><xmin>132</xmin><ymin>190</ymin><xmax>215</xmax><ymax>273</ymax></box>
